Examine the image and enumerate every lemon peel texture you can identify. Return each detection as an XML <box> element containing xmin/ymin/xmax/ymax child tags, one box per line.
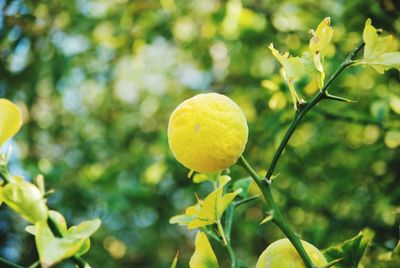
<box><xmin>256</xmin><ymin>238</ymin><xmax>327</xmax><ymax>268</ymax></box>
<box><xmin>168</xmin><ymin>93</ymin><xmax>248</xmax><ymax>173</ymax></box>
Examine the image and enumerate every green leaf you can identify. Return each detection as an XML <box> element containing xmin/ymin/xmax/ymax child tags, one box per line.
<box><xmin>357</xmin><ymin>52</ymin><xmax>400</xmax><ymax>74</ymax></box>
<box><xmin>233</xmin><ymin>177</ymin><xmax>252</xmax><ymax>198</ymax></box>
<box><xmin>25</xmin><ymin>225</ymin><xmax>36</xmax><ymax>235</ymax></box>
<box><xmin>323</xmin><ymin>229</ymin><xmax>374</xmax><ymax>267</ymax></box>
<box><xmin>25</xmin><ymin>210</ymin><xmax>67</xmax><ymax>236</ymax></box>
<box><xmin>36</xmin><ymin>221</ymin><xmax>86</xmax><ymax>268</ymax></box>
<box><xmin>189</xmin><ymin>232</ymin><xmax>219</xmax><ymax>268</ymax></box>
<box><xmin>363</xmin><ymin>19</ymin><xmax>392</xmax><ymax>59</ymax></box>
<box><xmin>169</xmin><ymin>214</ymin><xmax>196</xmax><ymax>225</ymax></box>
<box><xmin>2</xmin><ymin>178</ymin><xmax>48</xmax><ymax>224</ymax></box>
<box><xmin>268</xmin><ymin>43</ymin><xmax>306</xmax><ymax>107</ymax></box>
<box><xmin>49</xmin><ymin>210</ymin><xmax>68</xmax><ymax>235</ymax></box>
<box><xmin>309</xmin><ymin>17</ymin><xmax>334</xmax><ymax>58</ymax></box>
<box><xmin>356</xmin><ymin>19</ymin><xmax>400</xmax><ymax>73</ymax></box>
<box><xmin>35</xmin><ymin>219</ymin><xmax>101</xmax><ymax>267</ymax></box>
<box><xmin>268</xmin><ymin>43</ymin><xmax>306</xmax><ymax>81</ymax></box>
<box><xmin>66</xmin><ymin>219</ymin><xmax>101</xmax><ymax>238</ymax></box>
<box><xmin>77</xmin><ymin>239</ymin><xmax>91</xmax><ymax>256</ymax></box>
<box><xmin>307</xmin><ymin>17</ymin><xmax>333</xmax><ymax>88</ymax></box>
<box><xmin>0</xmin><ymin>99</ymin><xmax>23</xmax><ymax>148</ymax></box>
<box><xmin>170</xmin><ymin>175</ymin><xmax>241</xmax><ymax>229</ymax></box>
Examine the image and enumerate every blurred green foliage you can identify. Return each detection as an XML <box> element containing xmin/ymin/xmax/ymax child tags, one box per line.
<box><xmin>1</xmin><ymin>0</ymin><xmax>399</xmax><ymax>267</ymax></box>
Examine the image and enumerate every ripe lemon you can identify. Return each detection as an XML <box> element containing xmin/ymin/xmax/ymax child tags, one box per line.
<box><xmin>168</xmin><ymin>93</ymin><xmax>248</xmax><ymax>173</ymax></box>
<box><xmin>0</xmin><ymin>98</ymin><xmax>23</xmax><ymax>147</ymax></box>
<box><xmin>256</xmin><ymin>238</ymin><xmax>327</xmax><ymax>268</ymax></box>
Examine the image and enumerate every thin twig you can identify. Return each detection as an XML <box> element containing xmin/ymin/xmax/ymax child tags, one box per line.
<box><xmin>224</xmin><ymin>204</ymin><xmax>238</xmax><ymax>268</ymax></box>
<box><xmin>0</xmin><ymin>256</ymin><xmax>24</xmax><ymax>268</ymax></box>
<box><xmin>234</xmin><ymin>195</ymin><xmax>260</xmax><ymax>208</ymax></box>
<box><xmin>264</xmin><ymin>42</ymin><xmax>365</xmax><ymax>182</ymax></box>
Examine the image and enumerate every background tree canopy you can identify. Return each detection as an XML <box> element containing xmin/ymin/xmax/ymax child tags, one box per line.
<box><xmin>1</xmin><ymin>0</ymin><xmax>399</xmax><ymax>267</ymax></box>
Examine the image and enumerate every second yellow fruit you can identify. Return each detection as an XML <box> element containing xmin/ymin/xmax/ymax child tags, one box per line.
<box><xmin>256</xmin><ymin>238</ymin><xmax>327</xmax><ymax>268</ymax></box>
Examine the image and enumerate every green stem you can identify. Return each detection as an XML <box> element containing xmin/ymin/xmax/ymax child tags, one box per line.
<box><xmin>234</xmin><ymin>195</ymin><xmax>260</xmax><ymax>208</ymax></box>
<box><xmin>226</xmin><ymin>241</ymin><xmax>238</xmax><ymax>268</ymax></box>
<box><xmin>264</xmin><ymin>42</ymin><xmax>364</xmax><ymax>181</ymax></box>
<box><xmin>238</xmin><ymin>156</ymin><xmax>315</xmax><ymax>268</ymax></box>
<box><xmin>28</xmin><ymin>261</ymin><xmax>40</xmax><ymax>268</ymax></box>
<box><xmin>225</xmin><ymin>204</ymin><xmax>235</xmax><ymax>238</ymax></box>
<box><xmin>218</xmin><ymin>218</ymin><xmax>238</xmax><ymax>268</ymax></box>
<box><xmin>0</xmin><ymin>257</ymin><xmax>24</xmax><ymax>268</ymax></box>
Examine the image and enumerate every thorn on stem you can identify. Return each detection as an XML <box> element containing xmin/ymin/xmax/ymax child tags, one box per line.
<box><xmin>324</xmin><ymin>93</ymin><xmax>357</xmax><ymax>103</ymax></box>
<box><xmin>260</xmin><ymin>211</ymin><xmax>274</xmax><ymax>225</ymax></box>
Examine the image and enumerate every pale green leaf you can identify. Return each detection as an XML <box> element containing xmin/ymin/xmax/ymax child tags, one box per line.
<box><xmin>2</xmin><ymin>179</ymin><xmax>48</xmax><ymax>224</ymax></box>
<box><xmin>189</xmin><ymin>232</ymin><xmax>219</xmax><ymax>268</ymax></box>
<box><xmin>49</xmin><ymin>210</ymin><xmax>68</xmax><ymax>235</ymax></box>
<box><xmin>170</xmin><ymin>175</ymin><xmax>240</xmax><ymax>230</ymax></box>
<box><xmin>36</xmin><ymin>221</ymin><xmax>86</xmax><ymax>268</ymax></box>
<box><xmin>25</xmin><ymin>225</ymin><xmax>36</xmax><ymax>235</ymax></box>
<box><xmin>357</xmin><ymin>52</ymin><xmax>400</xmax><ymax>73</ymax></box>
<box><xmin>66</xmin><ymin>219</ymin><xmax>101</xmax><ymax>239</ymax></box>
<box><xmin>300</xmin><ymin>52</ymin><xmax>320</xmax><ymax>74</ymax></box>
<box><xmin>357</xmin><ymin>19</ymin><xmax>399</xmax><ymax>73</ymax></box>
<box><xmin>219</xmin><ymin>189</ymin><xmax>242</xmax><ymax>214</ymax></box>
<box><xmin>268</xmin><ymin>43</ymin><xmax>306</xmax><ymax>81</ymax></box>
<box><xmin>36</xmin><ymin>218</ymin><xmax>101</xmax><ymax>267</ymax></box>
<box><xmin>363</xmin><ymin>19</ymin><xmax>393</xmax><ymax>59</ymax></box>
<box><xmin>190</xmin><ymin>175</ymin><xmax>239</xmax><ymax>228</ymax></box>
<box><xmin>0</xmin><ymin>99</ymin><xmax>23</xmax><ymax>148</ymax></box>
<box><xmin>76</xmin><ymin>239</ymin><xmax>91</xmax><ymax>256</ymax></box>
<box><xmin>309</xmin><ymin>17</ymin><xmax>334</xmax><ymax>58</ymax></box>
<box><xmin>169</xmin><ymin>214</ymin><xmax>196</xmax><ymax>225</ymax></box>
<box><xmin>25</xmin><ymin>210</ymin><xmax>68</xmax><ymax>236</ymax></box>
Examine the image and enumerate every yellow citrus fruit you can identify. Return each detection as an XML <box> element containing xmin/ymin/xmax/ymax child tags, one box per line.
<box><xmin>168</xmin><ymin>93</ymin><xmax>248</xmax><ymax>173</ymax></box>
<box><xmin>0</xmin><ymin>98</ymin><xmax>23</xmax><ymax>147</ymax></box>
<box><xmin>256</xmin><ymin>238</ymin><xmax>327</xmax><ymax>268</ymax></box>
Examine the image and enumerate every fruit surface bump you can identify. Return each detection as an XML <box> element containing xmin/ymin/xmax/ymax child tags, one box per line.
<box><xmin>256</xmin><ymin>238</ymin><xmax>328</xmax><ymax>268</ymax></box>
<box><xmin>168</xmin><ymin>93</ymin><xmax>248</xmax><ymax>173</ymax></box>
